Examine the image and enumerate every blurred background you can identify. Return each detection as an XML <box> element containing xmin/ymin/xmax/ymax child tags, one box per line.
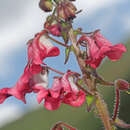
<box><xmin>0</xmin><ymin>0</ymin><xmax>130</xmax><ymax>130</ymax></box>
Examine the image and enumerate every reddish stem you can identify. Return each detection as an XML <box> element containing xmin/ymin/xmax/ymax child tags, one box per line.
<box><xmin>61</xmin><ymin>122</ymin><xmax>76</xmax><ymax>130</ymax></box>
<box><xmin>47</xmin><ymin>66</ymin><xmax>64</xmax><ymax>75</ymax></box>
<box><xmin>47</xmin><ymin>35</ymin><xmax>69</xmax><ymax>48</ymax></box>
<box><xmin>52</xmin><ymin>121</ymin><xmax>76</xmax><ymax>130</ymax></box>
<box><xmin>76</xmin><ymin>82</ymin><xmax>92</xmax><ymax>95</ymax></box>
<box><xmin>42</xmin><ymin>64</ymin><xmax>64</xmax><ymax>75</ymax></box>
<box><xmin>112</xmin><ymin>88</ymin><xmax>120</xmax><ymax>121</ymax></box>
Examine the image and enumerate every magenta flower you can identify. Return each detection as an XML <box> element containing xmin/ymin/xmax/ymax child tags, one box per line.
<box><xmin>33</xmin><ymin>71</ymin><xmax>86</xmax><ymax>110</ymax></box>
<box><xmin>44</xmin><ymin>23</ymin><xmax>61</xmax><ymax>36</ymax></box>
<box><xmin>33</xmin><ymin>76</ymin><xmax>62</xmax><ymax>111</ymax></box>
<box><xmin>0</xmin><ymin>88</ymin><xmax>11</xmax><ymax>104</ymax></box>
<box><xmin>63</xmin><ymin>90</ymin><xmax>86</xmax><ymax>107</ymax></box>
<box><xmin>28</xmin><ymin>30</ymin><xmax>60</xmax><ymax>65</ymax></box>
<box><xmin>61</xmin><ymin>71</ymin><xmax>86</xmax><ymax>107</ymax></box>
<box><xmin>79</xmin><ymin>31</ymin><xmax>126</xmax><ymax>68</ymax></box>
<box><xmin>0</xmin><ymin>64</ymin><xmax>43</xmax><ymax>104</ymax></box>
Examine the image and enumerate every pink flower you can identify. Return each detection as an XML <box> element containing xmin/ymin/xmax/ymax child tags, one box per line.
<box><xmin>0</xmin><ymin>88</ymin><xmax>11</xmax><ymax>104</ymax></box>
<box><xmin>34</xmin><ymin>71</ymin><xmax>86</xmax><ymax>110</ymax></box>
<box><xmin>33</xmin><ymin>76</ymin><xmax>62</xmax><ymax>111</ymax></box>
<box><xmin>44</xmin><ymin>23</ymin><xmax>61</xmax><ymax>36</ymax></box>
<box><xmin>28</xmin><ymin>31</ymin><xmax>60</xmax><ymax>65</ymax></box>
<box><xmin>0</xmin><ymin>67</ymin><xmax>86</xmax><ymax>110</ymax></box>
<box><xmin>79</xmin><ymin>31</ymin><xmax>126</xmax><ymax>68</ymax></box>
<box><xmin>0</xmin><ymin>64</ymin><xmax>43</xmax><ymax>104</ymax></box>
<box><xmin>61</xmin><ymin>71</ymin><xmax>79</xmax><ymax>93</ymax></box>
<box><xmin>63</xmin><ymin>90</ymin><xmax>86</xmax><ymax>107</ymax></box>
<box><xmin>61</xmin><ymin>71</ymin><xmax>86</xmax><ymax>107</ymax></box>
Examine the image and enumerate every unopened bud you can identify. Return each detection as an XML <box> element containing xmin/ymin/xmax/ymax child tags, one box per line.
<box><xmin>44</xmin><ymin>16</ymin><xmax>61</xmax><ymax>36</ymax></box>
<box><xmin>57</xmin><ymin>1</ymin><xmax>77</xmax><ymax>21</ymax></box>
<box><xmin>115</xmin><ymin>79</ymin><xmax>129</xmax><ymax>91</ymax></box>
<box><xmin>39</xmin><ymin>0</ymin><xmax>53</xmax><ymax>12</ymax></box>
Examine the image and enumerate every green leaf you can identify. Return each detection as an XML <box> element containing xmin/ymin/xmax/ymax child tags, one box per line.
<box><xmin>86</xmin><ymin>95</ymin><xmax>95</xmax><ymax>112</ymax></box>
<box><xmin>73</xmin><ymin>30</ymin><xmax>79</xmax><ymax>36</ymax></box>
<box><xmin>64</xmin><ymin>47</ymin><xmax>71</xmax><ymax>64</ymax></box>
<box><xmin>77</xmin><ymin>79</ymin><xmax>83</xmax><ymax>86</ymax></box>
<box><xmin>61</xmin><ymin>31</ymin><xmax>69</xmax><ymax>44</ymax></box>
<box><xmin>70</xmin><ymin>45</ymin><xmax>74</xmax><ymax>52</ymax></box>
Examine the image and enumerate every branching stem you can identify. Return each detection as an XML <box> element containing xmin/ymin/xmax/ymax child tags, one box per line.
<box><xmin>112</xmin><ymin>88</ymin><xmax>120</xmax><ymax>121</ymax></box>
<box><xmin>47</xmin><ymin>35</ymin><xmax>69</xmax><ymax>48</ymax></box>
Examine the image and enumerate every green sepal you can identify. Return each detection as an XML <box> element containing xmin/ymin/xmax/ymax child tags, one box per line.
<box><xmin>61</xmin><ymin>21</ymin><xmax>69</xmax><ymax>28</ymax></box>
<box><xmin>70</xmin><ymin>45</ymin><xmax>74</xmax><ymax>52</ymax></box>
<box><xmin>73</xmin><ymin>30</ymin><xmax>79</xmax><ymax>36</ymax></box>
<box><xmin>61</xmin><ymin>31</ymin><xmax>69</xmax><ymax>44</ymax></box>
<box><xmin>64</xmin><ymin>47</ymin><xmax>71</xmax><ymax>64</ymax></box>
<box><xmin>86</xmin><ymin>95</ymin><xmax>95</xmax><ymax>112</ymax></box>
<box><xmin>77</xmin><ymin>79</ymin><xmax>84</xmax><ymax>86</ymax></box>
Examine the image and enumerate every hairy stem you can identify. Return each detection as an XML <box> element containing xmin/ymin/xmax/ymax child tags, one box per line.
<box><xmin>96</xmin><ymin>93</ymin><xmax>113</xmax><ymax>130</ymax></box>
<box><xmin>112</xmin><ymin>88</ymin><xmax>120</xmax><ymax>121</ymax></box>
<box><xmin>68</xmin><ymin>28</ymin><xmax>113</xmax><ymax>130</ymax></box>
<box><xmin>69</xmin><ymin>28</ymin><xmax>94</xmax><ymax>93</ymax></box>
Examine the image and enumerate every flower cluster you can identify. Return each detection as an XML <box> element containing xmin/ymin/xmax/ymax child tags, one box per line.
<box><xmin>0</xmin><ymin>30</ymin><xmax>85</xmax><ymax>110</ymax></box>
<box><xmin>1</xmin><ymin>0</ymin><xmax>130</xmax><ymax>129</ymax></box>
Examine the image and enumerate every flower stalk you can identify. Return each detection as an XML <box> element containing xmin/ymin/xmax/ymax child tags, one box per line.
<box><xmin>112</xmin><ymin>88</ymin><xmax>120</xmax><ymax>121</ymax></box>
<box><xmin>68</xmin><ymin>28</ymin><xmax>114</xmax><ymax>130</ymax></box>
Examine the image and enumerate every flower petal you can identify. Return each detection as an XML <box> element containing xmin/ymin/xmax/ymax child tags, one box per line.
<box><xmin>50</xmin><ymin>77</ymin><xmax>62</xmax><ymax>98</ymax></box>
<box><xmin>44</xmin><ymin>96</ymin><xmax>61</xmax><ymax>110</ymax></box>
<box><xmin>36</xmin><ymin>88</ymin><xmax>48</xmax><ymax>104</ymax></box>
<box><xmin>63</xmin><ymin>90</ymin><xmax>86</xmax><ymax>107</ymax></box>
<box><xmin>106</xmin><ymin>44</ymin><xmax>127</xmax><ymax>61</ymax></box>
<box><xmin>31</xmin><ymin>31</ymin><xmax>60</xmax><ymax>65</ymax></box>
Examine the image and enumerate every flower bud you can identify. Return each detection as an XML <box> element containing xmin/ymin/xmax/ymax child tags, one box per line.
<box><xmin>44</xmin><ymin>16</ymin><xmax>61</xmax><ymax>36</ymax></box>
<box><xmin>115</xmin><ymin>79</ymin><xmax>129</xmax><ymax>91</ymax></box>
<box><xmin>39</xmin><ymin>0</ymin><xmax>53</xmax><ymax>12</ymax></box>
<box><xmin>57</xmin><ymin>1</ymin><xmax>77</xmax><ymax>21</ymax></box>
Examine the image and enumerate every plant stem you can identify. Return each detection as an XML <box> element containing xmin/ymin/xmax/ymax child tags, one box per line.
<box><xmin>76</xmin><ymin>82</ymin><xmax>92</xmax><ymax>95</ymax></box>
<box><xmin>52</xmin><ymin>121</ymin><xmax>76</xmax><ymax>130</ymax></box>
<box><xmin>68</xmin><ymin>28</ymin><xmax>113</xmax><ymax>130</ymax></box>
<box><xmin>112</xmin><ymin>88</ymin><xmax>120</xmax><ymax>121</ymax></box>
<box><xmin>47</xmin><ymin>35</ymin><xmax>69</xmax><ymax>48</ymax></box>
<box><xmin>96</xmin><ymin>93</ymin><xmax>113</xmax><ymax>130</ymax></box>
<box><xmin>47</xmin><ymin>66</ymin><xmax>64</xmax><ymax>75</ymax></box>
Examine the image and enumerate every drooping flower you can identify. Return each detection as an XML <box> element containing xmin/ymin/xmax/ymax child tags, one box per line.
<box><xmin>28</xmin><ymin>31</ymin><xmax>60</xmax><ymax>65</ymax></box>
<box><xmin>0</xmin><ymin>64</ymin><xmax>45</xmax><ymax>104</ymax></box>
<box><xmin>63</xmin><ymin>90</ymin><xmax>86</xmax><ymax>107</ymax></box>
<box><xmin>79</xmin><ymin>31</ymin><xmax>126</xmax><ymax>69</ymax></box>
<box><xmin>34</xmin><ymin>70</ymin><xmax>86</xmax><ymax>110</ymax></box>
<box><xmin>33</xmin><ymin>75</ymin><xmax>63</xmax><ymax>111</ymax></box>
<box><xmin>45</xmin><ymin>24</ymin><xmax>61</xmax><ymax>36</ymax></box>
<box><xmin>61</xmin><ymin>71</ymin><xmax>86</xmax><ymax>107</ymax></box>
<box><xmin>44</xmin><ymin>19</ymin><xmax>61</xmax><ymax>36</ymax></box>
